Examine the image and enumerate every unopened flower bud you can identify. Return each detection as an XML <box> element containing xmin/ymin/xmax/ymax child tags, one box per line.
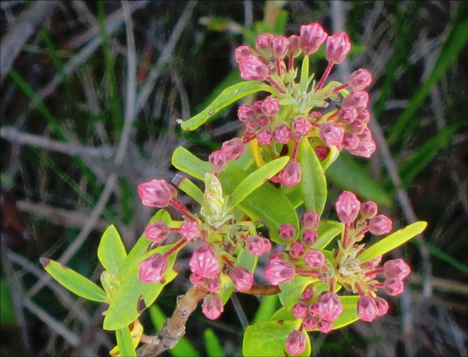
<box><xmin>335</xmin><ymin>191</ymin><xmax>361</xmax><ymax>223</ymax></box>
<box><xmin>257</xmin><ymin>115</ymin><xmax>271</xmax><ymax>128</ymax></box>
<box><xmin>369</xmin><ymin>214</ymin><xmax>392</xmax><ymax>235</ymax></box>
<box><xmin>302</xmin><ymin>229</ymin><xmax>318</xmax><ymax>247</ymax></box>
<box><xmin>206</xmin><ymin>276</ymin><xmax>221</xmax><ymax>293</ymax></box>
<box><xmin>138</xmin><ymin>179</ymin><xmax>177</xmax><ymax>207</ymax></box>
<box><xmin>257</xmin><ymin>129</ymin><xmax>273</xmax><ymax>145</ymax></box>
<box><xmin>314</xmin><ymin>146</ymin><xmax>330</xmax><ymax>160</ymax></box>
<box><xmin>288</xmin><ymin>35</ymin><xmax>302</xmax><ymax>57</ymax></box>
<box><xmin>343</xmin><ymin>90</ymin><xmax>369</xmax><ymax>109</ymax></box>
<box><xmin>279</xmin><ymin>223</ymin><xmax>296</xmax><ymax>240</ymax></box>
<box><xmin>319</xmin><ymin>292</ymin><xmax>343</xmax><ymax>321</ymax></box>
<box><xmin>301</xmin><ymin>211</ymin><xmax>320</xmax><ymax>230</ymax></box>
<box><xmin>384</xmin><ymin>277</ymin><xmax>405</xmax><ymax>296</ymax></box>
<box><xmin>320</xmin><ymin>123</ymin><xmax>345</xmax><ymax>147</ymax></box>
<box><xmin>271</xmin><ymin>36</ymin><xmax>289</xmax><ymax>59</ymax></box>
<box><xmin>221</xmin><ymin>138</ymin><xmax>245</xmax><ymax>161</ymax></box>
<box><xmin>360</xmin><ymin>201</ymin><xmax>378</xmax><ymax>219</ymax></box>
<box><xmin>375</xmin><ymin>297</ymin><xmax>389</xmax><ymax>317</ymax></box>
<box><xmin>190</xmin><ymin>273</ymin><xmax>203</xmax><ymax>286</ymax></box>
<box><xmin>246</xmin><ymin>236</ymin><xmax>272</xmax><ymax>256</ymax></box>
<box><xmin>139</xmin><ymin>253</ymin><xmax>168</xmax><ymax>283</ymax></box>
<box><xmin>308</xmin><ymin>302</ymin><xmax>321</xmax><ymax>316</ymax></box>
<box><xmin>256</xmin><ymin>33</ymin><xmax>274</xmax><ymax>54</ymax></box>
<box><xmin>292</xmin><ymin>301</ymin><xmax>308</xmax><ymax>319</ymax></box>
<box><xmin>326</xmin><ymin>32</ymin><xmax>351</xmax><ymax>64</ymax></box>
<box><xmin>261</xmin><ymin>96</ymin><xmax>280</xmax><ymax>116</ymax></box>
<box><xmin>202</xmin><ymin>294</ymin><xmax>224</xmax><ymax>320</ymax></box>
<box><xmin>349</xmin><ymin>138</ymin><xmax>376</xmax><ymax>158</ymax></box>
<box><xmin>360</xmin><ymin>254</ymin><xmax>382</xmax><ymax>269</ymax></box>
<box><xmin>300</xmin><ymin>23</ymin><xmax>328</xmax><ymax>55</ymax></box>
<box><xmin>237</xmin><ymin>104</ymin><xmax>255</xmax><ymax>122</ymax></box>
<box><xmin>273</xmin><ymin>124</ymin><xmax>291</xmax><ymax>144</ymax></box>
<box><xmin>179</xmin><ymin>220</ymin><xmax>200</xmax><ymax>241</ymax></box>
<box><xmin>317</xmin><ymin>319</ymin><xmax>333</xmax><ymax>333</ymax></box>
<box><xmin>293</xmin><ymin>117</ymin><xmax>313</xmax><ymax>136</ymax></box>
<box><xmin>270</xmin><ymin>251</ymin><xmax>288</xmax><ymax>262</ymax></box>
<box><xmin>302</xmin><ymin>315</ymin><xmax>318</xmax><ymax>330</ymax></box>
<box><xmin>358</xmin><ymin>127</ymin><xmax>372</xmax><ymax>142</ymax></box>
<box><xmin>280</xmin><ymin>161</ymin><xmax>302</xmax><ymax>187</ymax></box>
<box><xmin>342</xmin><ymin>132</ymin><xmax>360</xmax><ymax>150</ymax></box>
<box><xmin>264</xmin><ymin>259</ymin><xmax>295</xmax><ymax>285</ymax></box>
<box><xmin>286</xmin><ymin>330</ymin><xmax>307</xmax><ymax>356</ymax></box>
<box><xmin>234</xmin><ymin>45</ymin><xmax>257</xmax><ymax>63</ymax></box>
<box><xmin>289</xmin><ymin>242</ymin><xmax>305</xmax><ymax>258</ymax></box>
<box><xmin>384</xmin><ymin>259</ymin><xmax>411</xmax><ymax>280</ymax></box>
<box><xmin>305</xmin><ymin>250</ymin><xmax>325</xmax><ymax>269</ymax></box>
<box><xmin>300</xmin><ymin>287</ymin><xmax>314</xmax><ymax>301</ymax></box>
<box><xmin>349</xmin><ymin>68</ymin><xmax>372</xmax><ymax>90</ymax></box>
<box><xmin>144</xmin><ymin>222</ymin><xmax>170</xmax><ymax>243</ymax></box>
<box><xmin>356</xmin><ymin>109</ymin><xmax>371</xmax><ymax>124</ymax></box>
<box><xmin>244</xmin><ymin>120</ymin><xmax>260</xmax><ymax>134</ymax></box>
<box><xmin>338</xmin><ymin>106</ymin><xmax>358</xmax><ymax>124</ymax></box>
<box><xmin>357</xmin><ymin>296</ymin><xmax>379</xmax><ymax>322</ymax></box>
<box><xmin>229</xmin><ymin>266</ymin><xmax>254</xmax><ymax>291</ymax></box>
<box><xmin>238</xmin><ymin>56</ymin><xmax>269</xmax><ymax>81</ymax></box>
<box><xmin>189</xmin><ymin>244</ymin><xmax>220</xmax><ymax>279</ymax></box>
<box><xmin>209</xmin><ymin>150</ymin><xmax>227</xmax><ymax>173</ymax></box>
<box><xmin>349</xmin><ymin>119</ymin><xmax>365</xmax><ymax>134</ymax></box>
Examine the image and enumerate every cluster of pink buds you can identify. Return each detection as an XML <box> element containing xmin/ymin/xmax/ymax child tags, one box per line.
<box><xmin>209</xmin><ymin>138</ymin><xmax>246</xmax><ymax>173</ymax></box>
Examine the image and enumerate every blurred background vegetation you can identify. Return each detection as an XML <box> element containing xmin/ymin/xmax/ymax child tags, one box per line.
<box><xmin>1</xmin><ymin>1</ymin><xmax>467</xmax><ymax>356</ymax></box>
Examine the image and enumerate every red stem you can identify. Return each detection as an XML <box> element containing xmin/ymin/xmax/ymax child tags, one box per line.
<box><xmin>266</xmin><ymin>75</ymin><xmax>286</xmax><ymax>94</ymax></box>
<box><xmin>275</xmin><ymin>58</ymin><xmax>282</xmax><ymax>76</ymax></box>
<box><xmin>164</xmin><ymin>238</ymin><xmax>187</xmax><ymax>258</ymax></box>
<box><xmin>316</xmin><ymin>61</ymin><xmax>334</xmax><ymax>91</ymax></box>
<box><xmin>333</xmin><ymin>82</ymin><xmax>349</xmax><ymax>93</ymax></box>
<box><xmin>169</xmin><ymin>198</ymin><xmax>196</xmax><ymax>221</ymax></box>
<box><xmin>288</xmin><ymin>55</ymin><xmax>294</xmax><ymax>72</ymax></box>
<box><xmin>296</xmin><ymin>269</ymin><xmax>321</xmax><ymax>276</ymax></box>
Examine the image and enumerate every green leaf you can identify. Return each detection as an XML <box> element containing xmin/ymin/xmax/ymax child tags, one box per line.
<box><xmin>312</xmin><ymin>220</ymin><xmax>343</xmax><ymax>250</ymax></box>
<box><xmin>300</xmin><ymin>55</ymin><xmax>309</xmax><ymax>93</ymax></box>
<box><xmin>204</xmin><ymin>329</ymin><xmax>226</xmax><ymax>357</ymax></box>
<box><xmin>320</xmin><ymin>146</ymin><xmax>340</xmax><ymax>171</ymax></box>
<box><xmin>333</xmin><ymin>296</ymin><xmax>359</xmax><ymax>329</ymax></box>
<box><xmin>103</xmin><ymin>242</ymin><xmax>181</xmax><ymax>331</ymax></box>
<box><xmin>41</xmin><ymin>258</ymin><xmax>107</xmax><ymax>303</ymax></box>
<box><xmin>180</xmin><ymin>81</ymin><xmax>273</xmax><ymax>131</ymax></box>
<box><xmin>270</xmin><ymin>307</ymin><xmax>295</xmax><ymax>322</ymax></box>
<box><xmin>252</xmin><ymin>295</ymin><xmax>279</xmax><ymax>324</ymax></box>
<box><xmin>98</xmin><ymin>225</ymin><xmax>127</xmax><ymax>275</ymax></box>
<box><xmin>172</xmin><ymin>146</ymin><xmax>211</xmax><ymax>180</ymax></box>
<box><xmin>299</xmin><ymin>138</ymin><xmax>327</xmax><ymax>215</ymax></box>
<box><xmin>243</xmin><ymin>320</ymin><xmax>311</xmax><ymax>357</ymax></box>
<box><xmin>116</xmin><ymin>327</ymin><xmax>136</xmax><ymax>357</ymax></box>
<box><xmin>357</xmin><ymin>221</ymin><xmax>428</xmax><ymax>263</ymax></box>
<box><xmin>229</xmin><ymin>157</ymin><xmax>289</xmax><ymax>208</ymax></box>
<box><xmin>172</xmin><ymin>175</ymin><xmax>204</xmax><ymax>205</ymax></box>
<box><xmin>0</xmin><ymin>280</ymin><xmax>16</xmax><ymax>327</ymax></box>
<box><xmin>279</xmin><ymin>275</ymin><xmax>318</xmax><ymax>311</ymax></box>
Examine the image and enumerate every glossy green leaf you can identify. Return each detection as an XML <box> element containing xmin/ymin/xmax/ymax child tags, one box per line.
<box><xmin>332</xmin><ymin>296</ymin><xmax>360</xmax><ymax>330</ymax></box>
<box><xmin>299</xmin><ymin>138</ymin><xmax>327</xmax><ymax>215</ymax></box>
<box><xmin>300</xmin><ymin>55</ymin><xmax>309</xmax><ymax>93</ymax></box>
<box><xmin>98</xmin><ymin>225</ymin><xmax>127</xmax><ymax>275</ymax></box>
<box><xmin>270</xmin><ymin>307</ymin><xmax>295</xmax><ymax>322</ymax></box>
<box><xmin>243</xmin><ymin>320</ymin><xmax>310</xmax><ymax>357</ymax></box>
<box><xmin>229</xmin><ymin>157</ymin><xmax>289</xmax><ymax>208</ymax></box>
<box><xmin>279</xmin><ymin>275</ymin><xmax>318</xmax><ymax>311</ymax></box>
<box><xmin>358</xmin><ymin>221</ymin><xmax>428</xmax><ymax>263</ymax></box>
<box><xmin>172</xmin><ymin>146</ymin><xmax>210</xmax><ymax>180</ymax></box>
<box><xmin>312</xmin><ymin>220</ymin><xmax>343</xmax><ymax>250</ymax></box>
<box><xmin>172</xmin><ymin>175</ymin><xmax>204</xmax><ymax>205</ymax></box>
<box><xmin>282</xmin><ymin>185</ymin><xmax>303</xmax><ymax>208</ymax></box>
<box><xmin>252</xmin><ymin>295</ymin><xmax>279</xmax><ymax>324</ymax></box>
<box><xmin>116</xmin><ymin>327</ymin><xmax>136</xmax><ymax>357</ymax></box>
<box><xmin>180</xmin><ymin>81</ymin><xmax>273</xmax><ymax>131</ymax></box>
<box><xmin>321</xmin><ymin>146</ymin><xmax>340</xmax><ymax>171</ymax></box>
<box><xmin>103</xmin><ymin>242</ymin><xmax>182</xmax><ymax>331</ymax></box>
<box><xmin>41</xmin><ymin>258</ymin><xmax>107</xmax><ymax>303</ymax></box>
<box><xmin>204</xmin><ymin>329</ymin><xmax>226</xmax><ymax>357</ymax></box>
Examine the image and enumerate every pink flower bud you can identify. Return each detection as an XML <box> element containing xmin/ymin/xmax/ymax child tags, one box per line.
<box><xmin>342</xmin><ymin>132</ymin><xmax>360</xmax><ymax>150</ymax></box>
<box><xmin>221</xmin><ymin>138</ymin><xmax>245</xmax><ymax>161</ymax></box>
<box><xmin>264</xmin><ymin>259</ymin><xmax>295</xmax><ymax>285</ymax></box>
<box><xmin>229</xmin><ymin>266</ymin><xmax>254</xmax><ymax>291</ymax></box>
<box><xmin>319</xmin><ymin>292</ymin><xmax>343</xmax><ymax>321</ymax></box>
<box><xmin>279</xmin><ymin>223</ymin><xmax>296</xmax><ymax>240</ymax></box>
<box><xmin>139</xmin><ymin>253</ymin><xmax>168</xmax><ymax>283</ymax></box>
<box><xmin>273</xmin><ymin>124</ymin><xmax>291</xmax><ymax>144</ymax></box>
<box><xmin>360</xmin><ymin>201</ymin><xmax>378</xmax><ymax>219</ymax></box>
<box><xmin>349</xmin><ymin>138</ymin><xmax>376</xmax><ymax>158</ymax></box>
<box><xmin>138</xmin><ymin>179</ymin><xmax>177</xmax><ymax>207</ymax></box>
<box><xmin>357</xmin><ymin>296</ymin><xmax>379</xmax><ymax>322</ymax></box>
<box><xmin>309</xmin><ymin>111</ymin><xmax>323</xmax><ymax>120</ymax></box>
<box><xmin>271</xmin><ymin>36</ymin><xmax>289</xmax><ymax>59</ymax></box>
<box><xmin>303</xmin><ymin>229</ymin><xmax>318</xmax><ymax>246</ymax></box>
<box><xmin>308</xmin><ymin>302</ymin><xmax>321</xmax><ymax>316</ymax></box>
<box><xmin>300</xmin><ymin>287</ymin><xmax>314</xmax><ymax>301</ymax></box>
<box><xmin>338</xmin><ymin>106</ymin><xmax>358</xmax><ymax>124</ymax></box>
<box><xmin>270</xmin><ymin>251</ymin><xmax>288</xmax><ymax>262</ymax></box>
<box><xmin>335</xmin><ymin>191</ymin><xmax>361</xmax><ymax>223</ymax></box>
<box><xmin>202</xmin><ymin>294</ymin><xmax>224</xmax><ymax>320</ymax></box>
<box><xmin>244</xmin><ymin>120</ymin><xmax>260</xmax><ymax>133</ymax></box>
<box><xmin>257</xmin><ymin>129</ymin><xmax>273</xmax><ymax>145</ymax></box>
<box><xmin>304</xmin><ymin>250</ymin><xmax>325</xmax><ymax>269</ymax></box>
<box><xmin>317</xmin><ymin>319</ymin><xmax>333</xmax><ymax>333</ymax></box>
<box><xmin>209</xmin><ymin>150</ymin><xmax>227</xmax><ymax>173</ymax></box>
<box><xmin>357</xmin><ymin>127</ymin><xmax>372</xmax><ymax>141</ymax></box>
<box><xmin>357</xmin><ymin>109</ymin><xmax>371</xmax><ymax>124</ymax></box>
<box><xmin>343</xmin><ymin>90</ymin><xmax>369</xmax><ymax>109</ymax></box>
<box><xmin>261</xmin><ymin>96</ymin><xmax>280</xmax><ymax>116</ymax></box>
<box><xmin>384</xmin><ymin>277</ymin><xmax>405</xmax><ymax>296</ymax></box>
<box><xmin>289</xmin><ymin>242</ymin><xmax>305</xmax><ymax>258</ymax></box>
<box><xmin>206</xmin><ymin>276</ymin><xmax>221</xmax><ymax>293</ymax></box>
<box><xmin>280</xmin><ymin>161</ymin><xmax>302</xmax><ymax>187</ymax></box>
<box><xmin>190</xmin><ymin>273</ymin><xmax>203</xmax><ymax>286</ymax></box>
<box><xmin>369</xmin><ymin>214</ymin><xmax>392</xmax><ymax>235</ymax></box>
<box><xmin>360</xmin><ymin>254</ymin><xmax>382</xmax><ymax>269</ymax></box>
<box><xmin>237</xmin><ymin>104</ymin><xmax>255</xmax><ymax>122</ymax></box>
<box><xmin>384</xmin><ymin>259</ymin><xmax>411</xmax><ymax>280</ymax></box>
<box><xmin>292</xmin><ymin>301</ymin><xmax>308</xmax><ymax>319</ymax></box>
<box><xmin>286</xmin><ymin>330</ymin><xmax>307</xmax><ymax>356</ymax></box>
<box><xmin>288</xmin><ymin>35</ymin><xmax>302</xmax><ymax>57</ymax></box>
<box><xmin>302</xmin><ymin>315</ymin><xmax>318</xmax><ymax>330</ymax></box>
<box><xmin>144</xmin><ymin>222</ymin><xmax>170</xmax><ymax>243</ymax></box>
<box><xmin>314</xmin><ymin>146</ymin><xmax>330</xmax><ymax>160</ymax></box>
<box><xmin>293</xmin><ymin>117</ymin><xmax>313</xmax><ymax>136</ymax></box>
<box><xmin>234</xmin><ymin>45</ymin><xmax>257</xmax><ymax>63</ymax></box>
<box><xmin>189</xmin><ymin>244</ymin><xmax>220</xmax><ymax>279</ymax></box>
<box><xmin>375</xmin><ymin>297</ymin><xmax>389</xmax><ymax>317</ymax></box>
<box><xmin>301</xmin><ymin>211</ymin><xmax>320</xmax><ymax>230</ymax></box>
<box><xmin>349</xmin><ymin>119</ymin><xmax>365</xmax><ymax>134</ymax></box>
<box><xmin>325</xmin><ymin>32</ymin><xmax>351</xmax><ymax>64</ymax></box>
<box><xmin>349</xmin><ymin>68</ymin><xmax>372</xmax><ymax>90</ymax></box>
<box><xmin>320</xmin><ymin>123</ymin><xmax>345</xmax><ymax>147</ymax></box>
<box><xmin>238</xmin><ymin>56</ymin><xmax>269</xmax><ymax>81</ymax></box>
<box><xmin>246</xmin><ymin>236</ymin><xmax>272</xmax><ymax>256</ymax></box>
<box><xmin>252</xmin><ymin>100</ymin><xmax>263</xmax><ymax>113</ymax></box>
<box><xmin>179</xmin><ymin>220</ymin><xmax>200</xmax><ymax>241</ymax></box>
<box><xmin>256</xmin><ymin>33</ymin><xmax>274</xmax><ymax>53</ymax></box>
<box><xmin>300</xmin><ymin>23</ymin><xmax>328</xmax><ymax>56</ymax></box>
<box><xmin>257</xmin><ymin>115</ymin><xmax>271</xmax><ymax>128</ymax></box>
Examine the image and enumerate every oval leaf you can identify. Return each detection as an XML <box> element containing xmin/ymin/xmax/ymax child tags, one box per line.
<box><xmin>172</xmin><ymin>175</ymin><xmax>204</xmax><ymax>205</ymax></box>
<box><xmin>357</xmin><ymin>221</ymin><xmax>428</xmax><ymax>263</ymax></box>
<box><xmin>115</xmin><ymin>327</ymin><xmax>136</xmax><ymax>357</ymax></box>
<box><xmin>180</xmin><ymin>81</ymin><xmax>273</xmax><ymax>131</ymax></box>
<box><xmin>299</xmin><ymin>138</ymin><xmax>327</xmax><ymax>215</ymax></box>
<box><xmin>312</xmin><ymin>220</ymin><xmax>343</xmax><ymax>250</ymax></box>
<box><xmin>98</xmin><ymin>225</ymin><xmax>127</xmax><ymax>275</ymax></box>
<box><xmin>41</xmin><ymin>258</ymin><xmax>107</xmax><ymax>303</ymax></box>
<box><xmin>278</xmin><ymin>275</ymin><xmax>318</xmax><ymax>311</ymax></box>
<box><xmin>333</xmin><ymin>296</ymin><xmax>359</xmax><ymax>329</ymax></box>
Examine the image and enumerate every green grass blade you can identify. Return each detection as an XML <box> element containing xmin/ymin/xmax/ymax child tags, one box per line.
<box><xmin>203</xmin><ymin>328</ymin><xmax>226</xmax><ymax>357</ymax></box>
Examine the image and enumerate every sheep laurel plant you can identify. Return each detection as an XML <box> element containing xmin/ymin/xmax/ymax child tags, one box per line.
<box><xmin>42</xmin><ymin>23</ymin><xmax>427</xmax><ymax>357</ymax></box>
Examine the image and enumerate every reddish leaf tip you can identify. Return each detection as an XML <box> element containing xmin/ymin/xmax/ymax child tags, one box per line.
<box><xmin>39</xmin><ymin>257</ymin><xmax>50</xmax><ymax>268</ymax></box>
